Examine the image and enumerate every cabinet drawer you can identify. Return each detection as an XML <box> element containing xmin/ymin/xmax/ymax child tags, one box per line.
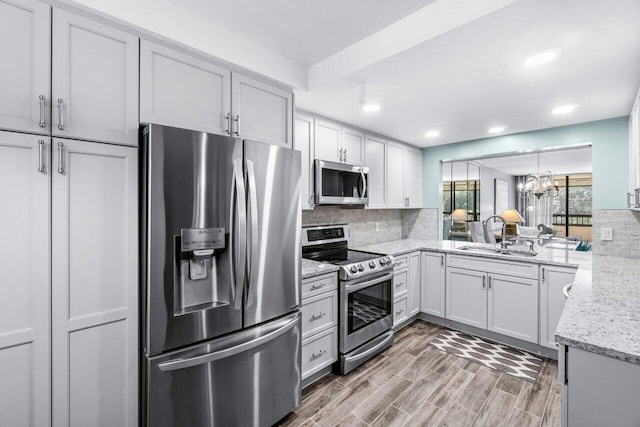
<box><xmin>302</xmin><ymin>272</ymin><xmax>337</xmax><ymax>299</ymax></box>
<box><xmin>394</xmin><ymin>254</ymin><xmax>410</xmax><ymax>269</ymax></box>
<box><xmin>393</xmin><ymin>269</ymin><xmax>408</xmax><ymax>297</ymax></box>
<box><xmin>447</xmin><ymin>254</ymin><xmax>538</xmax><ymax>279</ymax></box>
<box><xmin>301</xmin><ymin>327</ymin><xmax>337</xmax><ymax>380</ymax></box>
<box><xmin>301</xmin><ymin>290</ymin><xmax>337</xmax><ymax>339</ymax></box>
<box><xmin>393</xmin><ymin>295</ymin><xmax>409</xmax><ymax>326</ymax></box>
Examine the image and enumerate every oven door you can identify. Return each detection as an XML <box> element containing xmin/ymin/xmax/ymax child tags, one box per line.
<box><xmin>315</xmin><ymin>160</ymin><xmax>368</xmax><ymax>205</ymax></box>
<box><xmin>340</xmin><ymin>271</ymin><xmax>393</xmax><ymax>353</ymax></box>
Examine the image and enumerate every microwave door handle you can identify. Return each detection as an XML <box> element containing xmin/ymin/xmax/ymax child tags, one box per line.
<box><xmin>360</xmin><ymin>169</ymin><xmax>367</xmax><ymax>198</ymax></box>
<box><xmin>230</xmin><ymin>159</ymin><xmax>247</xmax><ymax>309</ymax></box>
<box><xmin>344</xmin><ymin>271</ymin><xmax>394</xmax><ymax>292</ymax></box>
<box><xmin>157</xmin><ymin>313</ymin><xmax>299</xmax><ymax>372</ymax></box>
<box><xmin>245</xmin><ymin>159</ymin><xmax>259</xmax><ymax>308</ymax></box>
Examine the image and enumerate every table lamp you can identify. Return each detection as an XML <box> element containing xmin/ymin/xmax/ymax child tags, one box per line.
<box><xmin>500</xmin><ymin>208</ymin><xmax>524</xmax><ymax>238</ymax></box>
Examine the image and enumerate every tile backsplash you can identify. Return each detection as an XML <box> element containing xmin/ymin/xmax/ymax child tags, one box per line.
<box><xmin>592</xmin><ymin>209</ymin><xmax>640</xmax><ymax>259</ymax></box>
<box><xmin>302</xmin><ymin>207</ymin><xmax>438</xmax><ymax>247</ymax></box>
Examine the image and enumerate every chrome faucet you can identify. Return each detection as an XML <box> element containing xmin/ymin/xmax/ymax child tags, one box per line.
<box><xmin>483</xmin><ymin>215</ymin><xmax>508</xmax><ymax>249</ymax></box>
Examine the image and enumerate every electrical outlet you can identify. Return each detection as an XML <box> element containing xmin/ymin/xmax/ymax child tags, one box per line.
<box><xmin>601</xmin><ymin>227</ymin><xmax>613</xmax><ymax>241</ymax></box>
<box><xmin>375</xmin><ymin>222</ymin><xmax>380</xmax><ymax>232</ymax></box>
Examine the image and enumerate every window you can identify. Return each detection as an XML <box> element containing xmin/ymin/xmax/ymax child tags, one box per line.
<box><xmin>443</xmin><ymin>180</ymin><xmax>480</xmax><ymax>221</ymax></box>
<box><xmin>552</xmin><ymin>174</ymin><xmax>592</xmax><ymax>241</ymax></box>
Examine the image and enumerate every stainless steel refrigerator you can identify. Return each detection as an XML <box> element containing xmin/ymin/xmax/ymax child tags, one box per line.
<box><xmin>141</xmin><ymin>124</ymin><xmax>302</xmax><ymax>427</ymax></box>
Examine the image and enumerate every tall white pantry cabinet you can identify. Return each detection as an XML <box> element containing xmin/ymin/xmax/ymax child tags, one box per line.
<box><xmin>0</xmin><ymin>0</ymin><xmax>138</xmax><ymax>426</ymax></box>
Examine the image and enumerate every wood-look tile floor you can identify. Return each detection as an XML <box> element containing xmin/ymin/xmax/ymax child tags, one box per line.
<box><xmin>278</xmin><ymin>320</ymin><xmax>560</xmax><ymax>427</ymax></box>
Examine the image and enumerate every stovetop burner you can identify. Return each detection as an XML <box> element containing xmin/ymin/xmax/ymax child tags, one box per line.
<box><xmin>302</xmin><ymin>224</ymin><xmax>394</xmax><ymax>281</ymax></box>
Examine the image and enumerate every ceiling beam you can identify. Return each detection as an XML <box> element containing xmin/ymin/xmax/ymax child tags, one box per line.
<box><xmin>307</xmin><ymin>0</ymin><xmax>520</xmax><ymax>89</ymax></box>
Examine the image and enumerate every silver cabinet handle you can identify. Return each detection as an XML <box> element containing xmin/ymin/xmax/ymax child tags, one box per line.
<box><xmin>56</xmin><ymin>142</ymin><xmax>64</xmax><ymax>174</ymax></box>
<box><xmin>37</xmin><ymin>140</ymin><xmax>45</xmax><ymax>173</ymax></box>
<box><xmin>225</xmin><ymin>113</ymin><xmax>231</xmax><ymax>135</ymax></box>
<box><xmin>488</xmin><ymin>276</ymin><xmax>492</xmax><ymax>289</ymax></box>
<box><xmin>338</xmin><ymin>148</ymin><xmax>343</xmax><ymax>162</ymax></box>
<box><xmin>57</xmin><ymin>99</ymin><xmax>64</xmax><ymax>131</ymax></box>
<box><xmin>38</xmin><ymin>95</ymin><xmax>46</xmax><ymax>128</ymax></box>
<box><xmin>311</xmin><ymin>282</ymin><xmax>326</xmax><ymax>289</ymax></box>
<box><xmin>440</xmin><ymin>255</ymin><xmax>444</xmax><ymax>266</ymax></box>
<box><xmin>395</xmin><ymin>309</ymin><xmax>404</xmax><ymax>315</ymax></box>
<box><xmin>395</xmin><ymin>282</ymin><xmax>404</xmax><ymax>287</ymax></box>
<box><xmin>636</xmin><ymin>188</ymin><xmax>640</xmax><ymax>208</ymax></box>
<box><xmin>482</xmin><ymin>276</ymin><xmax>486</xmax><ymax>288</ymax></box>
<box><xmin>234</xmin><ymin>114</ymin><xmax>240</xmax><ymax>136</ymax></box>
<box><xmin>628</xmin><ymin>192</ymin><xmax>634</xmax><ymax>208</ymax></box>
<box><xmin>344</xmin><ymin>148</ymin><xmax>347</xmax><ymax>162</ymax></box>
<box><xmin>311</xmin><ymin>349</ymin><xmax>326</xmax><ymax>359</ymax></box>
<box><xmin>542</xmin><ymin>267</ymin><xmax>546</xmax><ymax>282</ymax></box>
<box><xmin>311</xmin><ymin>312</ymin><xmax>326</xmax><ymax>320</ymax></box>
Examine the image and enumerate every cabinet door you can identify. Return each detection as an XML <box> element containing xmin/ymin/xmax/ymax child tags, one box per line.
<box><xmin>421</xmin><ymin>252</ymin><xmax>445</xmax><ymax>317</ymax></box>
<box><xmin>364</xmin><ymin>135</ymin><xmax>386</xmax><ymax>208</ymax></box>
<box><xmin>404</xmin><ymin>147</ymin><xmax>423</xmax><ymax>208</ymax></box>
<box><xmin>0</xmin><ymin>0</ymin><xmax>50</xmax><ymax>135</ymax></box>
<box><xmin>231</xmin><ymin>73</ymin><xmax>292</xmax><ymax>147</ymax></box>
<box><xmin>446</xmin><ymin>267</ymin><xmax>486</xmax><ymax>328</ymax></box>
<box><xmin>314</xmin><ymin>119</ymin><xmax>341</xmax><ymax>163</ymax></box>
<box><xmin>540</xmin><ymin>265</ymin><xmax>576</xmax><ymax>348</ymax></box>
<box><xmin>393</xmin><ymin>294</ymin><xmax>409</xmax><ymax>327</ymax></box>
<box><xmin>52</xmin><ymin>9</ymin><xmax>139</xmax><ymax>146</ymax></box>
<box><xmin>294</xmin><ymin>113</ymin><xmax>314</xmax><ymax>209</ymax></box>
<box><xmin>0</xmin><ymin>131</ymin><xmax>50</xmax><ymax>427</ymax></box>
<box><xmin>408</xmin><ymin>252</ymin><xmax>421</xmax><ymax>316</ymax></box>
<box><xmin>341</xmin><ymin>127</ymin><xmax>364</xmax><ymax>166</ymax></box>
<box><xmin>140</xmin><ymin>40</ymin><xmax>231</xmax><ymax>136</ymax></box>
<box><xmin>386</xmin><ymin>142</ymin><xmax>405</xmax><ymax>208</ymax></box>
<box><xmin>52</xmin><ymin>139</ymin><xmax>138</xmax><ymax>427</ymax></box>
<box><xmin>487</xmin><ymin>273</ymin><xmax>538</xmax><ymax>343</ymax></box>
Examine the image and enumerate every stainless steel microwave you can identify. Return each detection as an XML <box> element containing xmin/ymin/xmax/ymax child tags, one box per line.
<box><xmin>314</xmin><ymin>160</ymin><xmax>368</xmax><ymax>205</ymax></box>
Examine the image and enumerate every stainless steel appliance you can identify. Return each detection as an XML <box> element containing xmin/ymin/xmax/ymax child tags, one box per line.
<box><xmin>301</xmin><ymin>224</ymin><xmax>394</xmax><ymax>374</ymax></box>
<box><xmin>314</xmin><ymin>159</ymin><xmax>368</xmax><ymax>205</ymax></box>
<box><xmin>141</xmin><ymin>124</ymin><xmax>302</xmax><ymax>427</ymax></box>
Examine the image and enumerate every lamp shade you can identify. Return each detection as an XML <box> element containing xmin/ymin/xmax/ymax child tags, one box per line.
<box><xmin>451</xmin><ymin>209</ymin><xmax>469</xmax><ymax>221</ymax></box>
<box><xmin>500</xmin><ymin>208</ymin><xmax>524</xmax><ymax>223</ymax></box>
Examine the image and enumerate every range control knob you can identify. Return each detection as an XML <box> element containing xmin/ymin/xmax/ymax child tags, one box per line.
<box><xmin>384</xmin><ymin>257</ymin><xmax>391</xmax><ymax>265</ymax></box>
<box><xmin>349</xmin><ymin>265</ymin><xmax>358</xmax><ymax>274</ymax></box>
<box><xmin>357</xmin><ymin>263</ymin><xmax>365</xmax><ymax>272</ymax></box>
<box><xmin>379</xmin><ymin>258</ymin><xmax>386</xmax><ymax>266</ymax></box>
<box><xmin>369</xmin><ymin>261</ymin><xmax>376</xmax><ymax>269</ymax></box>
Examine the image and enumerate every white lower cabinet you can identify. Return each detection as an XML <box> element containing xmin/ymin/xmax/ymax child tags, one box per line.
<box><xmin>445</xmin><ymin>255</ymin><xmax>539</xmax><ymax>344</ymax></box>
<box><xmin>301</xmin><ymin>273</ymin><xmax>338</xmax><ymax>381</ymax></box>
<box><xmin>0</xmin><ymin>131</ymin><xmax>138</xmax><ymax>427</ymax></box>
<box><xmin>393</xmin><ymin>294</ymin><xmax>409</xmax><ymax>325</ymax></box>
<box><xmin>393</xmin><ymin>252</ymin><xmax>420</xmax><ymax>327</ymax></box>
<box><xmin>408</xmin><ymin>252</ymin><xmax>421</xmax><ymax>316</ymax></box>
<box><xmin>540</xmin><ymin>265</ymin><xmax>578</xmax><ymax>349</ymax></box>
<box><xmin>420</xmin><ymin>252</ymin><xmax>445</xmax><ymax>317</ymax></box>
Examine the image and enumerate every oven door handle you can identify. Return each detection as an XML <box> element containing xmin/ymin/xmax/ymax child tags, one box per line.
<box><xmin>344</xmin><ymin>271</ymin><xmax>394</xmax><ymax>292</ymax></box>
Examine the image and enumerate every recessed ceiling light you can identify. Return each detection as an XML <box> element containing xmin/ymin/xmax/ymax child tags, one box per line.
<box><xmin>425</xmin><ymin>130</ymin><xmax>440</xmax><ymax>138</ymax></box>
<box><xmin>552</xmin><ymin>104</ymin><xmax>579</xmax><ymax>115</ymax></box>
<box><xmin>488</xmin><ymin>126</ymin><xmax>507</xmax><ymax>134</ymax></box>
<box><xmin>524</xmin><ymin>49</ymin><xmax>561</xmax><ymax>67</ymax></box>
<box><xmin>362</xmin><ymin>103</ymin><xmax>380</xmax><ymax>112</ymax></box>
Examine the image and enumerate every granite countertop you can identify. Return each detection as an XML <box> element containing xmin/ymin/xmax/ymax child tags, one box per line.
<box><xmin>355</xmin><ymin>238</ymin><xmax>640</xmax><ymax>366</ymax></box>
<box><xmin>302</xmin><ymin>258</ymin><xmax>340</xmax><ymax>279</ymax></box>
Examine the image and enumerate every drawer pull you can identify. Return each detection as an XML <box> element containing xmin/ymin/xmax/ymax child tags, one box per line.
<box><xmin>395</xmin><ymin>262</ymin><xmax>405</xmax><ymax>267</ymax></box>
<box><xmin>311</xmin><ymin>282</ymin><xmax>327</xmax><ymax>289</ymax></box>
<box><xmin>395</xmin><ymin>282</ymin><xmax>404</xmax><ymax>287</ymax></box>
<box><xmin>311</xmin><ymin>312</ymin><xmax>326</xmax><ymax>320</ymax></box>
<box><xmin>311</xmin><ymin>349</ymin><xmax>326</xmax><ymax>359</ymax></box>
<box><xmin>395</xmin><ymin>309</ymin><xmax>404</xmax><ymax>315</ymax></box>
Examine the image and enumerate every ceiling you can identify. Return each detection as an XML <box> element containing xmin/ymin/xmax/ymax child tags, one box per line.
<box><xmin>71</xmin><ymin>0</ymin><xmax>640</xmax><ymax>147</ymax></box>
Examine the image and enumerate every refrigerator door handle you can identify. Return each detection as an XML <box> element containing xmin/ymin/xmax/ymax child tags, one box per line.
<box><xmin>245</xmin><ymin>159</ymin><xmax>259</xmax><ymax>308</ymax></box>
<box><xmin>157</xmin><ymin>314</ymin><xmax>299</xmax><ymax>372</ymax></box>
<box><xmin>230</xmin><ymin>159</ymin><xmax>247</xmax><ymax>309</ymax></box>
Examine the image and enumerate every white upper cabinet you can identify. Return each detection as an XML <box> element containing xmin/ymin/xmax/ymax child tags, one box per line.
<box><xmin>0</xmin><ymin>0</ymin><xmax>50</xmax><ymax>135</ymax></box>
<box><xmin>386</xmin><ymin>141</ymin><xmax>423</xmax><ymax>208</ymax></box>
<box><xmin>52</xmin><ymin>9</ymin><xmax>139</xmax><ymax>146</ymax></box>
<box><xmin>404</xmin><ymin>146</ymin><xmax>423</xmax><ymax>208</ymax></box>
<box><xmin>0</xmin><ymin>130</ymin><xmax>51</xmax><ymax>427</ymax></box>
<box><xmin>364</xmin><ymin>135</ymin><xmax>386</xmax><ymax>208</ymax></box>
<box><xmin>231</xmin><ymin>73</ymin><xmax>293</xmax><ymax>147</ymax></box>
<box><xmin>341</xmin><ymin>127</ymin><xmax>364</xmax><ymax>166</ymax></box>
<box><xmin>386</xmin><ymin>142</ymin><xmax>405</xmax><ymax>208</ymax></box>
<box><xmin>294</xmin><ymin>113</ymin><xmax>315</xmax><ymax>209</ymax></box>
<box><xmin>628</xmin><ymin>93</ymin><xmax>640</xmax><ymax>208</ymax></box>
<box><xmin>51</xmin><ymin>139</ymin><xmax>138</xmax><ymax>427</ymax></box>
<box><xmin>314</xmin><ymin>119</ymin><xmax>341</xmax><ymax>163</ymax></box>
<box><xmin>140</xmin><ymin>40</ymin><xmax>231</xmax><ymax>136</ymax></box>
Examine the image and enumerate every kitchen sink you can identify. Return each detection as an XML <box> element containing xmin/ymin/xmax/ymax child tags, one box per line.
<box><xmin>456</xmin><ymin>246</ymin><xmax>538</xmax><ymax>257</ymax></box>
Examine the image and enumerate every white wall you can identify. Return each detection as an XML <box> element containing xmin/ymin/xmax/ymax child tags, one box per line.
<box><xmin>480</xmin><ymin>165</ymin><xmax>516</xmax><ymax>222</ymax></box>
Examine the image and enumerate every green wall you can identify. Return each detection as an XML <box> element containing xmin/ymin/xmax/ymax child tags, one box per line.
<box><xmin>422</xmin><ymin>117</ymin><xmax>629</xmax><ymax>217</ymax></box>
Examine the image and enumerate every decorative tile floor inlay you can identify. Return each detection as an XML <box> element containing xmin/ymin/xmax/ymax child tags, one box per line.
<box><xmin>430</xmin><ymin>330</ymin><xmax>543</xmax><ymax>383</ymax></box>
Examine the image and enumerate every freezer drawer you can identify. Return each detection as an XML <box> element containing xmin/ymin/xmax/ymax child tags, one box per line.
<box><xmin>144</xmin><ymin>312</ymin><xmax>301</xmax><ymax>427</ymax></box>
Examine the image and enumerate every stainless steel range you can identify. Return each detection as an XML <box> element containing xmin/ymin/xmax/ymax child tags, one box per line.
<box><xmin>302</xmin><ymin>224</ymin><xmax>394</xmax><ymax>374</ymax></box>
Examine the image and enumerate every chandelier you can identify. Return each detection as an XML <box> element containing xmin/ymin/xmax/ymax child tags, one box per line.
<box><xmin>519</xmin><ymin>154</ymin><xmax>553</xmax><ymax>199</ymax></box>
